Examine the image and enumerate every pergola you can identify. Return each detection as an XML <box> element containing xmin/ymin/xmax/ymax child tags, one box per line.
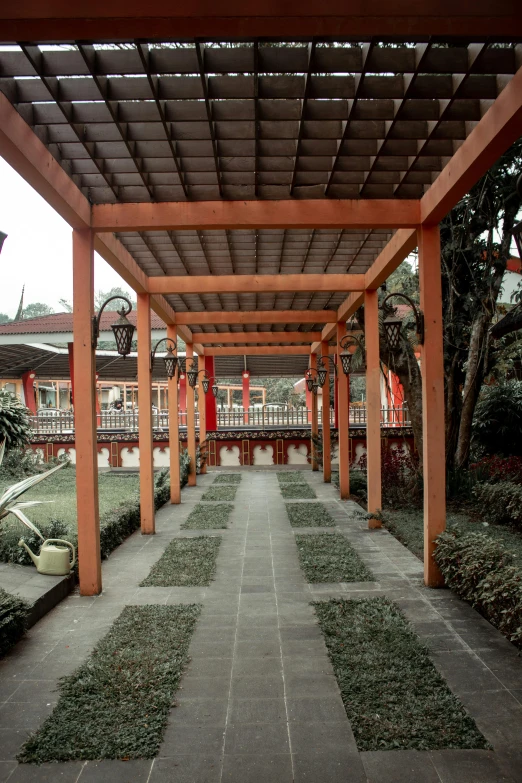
<box><xmin>1</xmin><ymin>2</ymin><xmax>521</xmax><ymax>596</ymax></box>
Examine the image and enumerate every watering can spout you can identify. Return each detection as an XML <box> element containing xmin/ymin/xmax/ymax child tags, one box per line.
<box><xmin>18</xmin><ymin>538</ymin><xmax>39</xmax><ymax>567</ymax></box>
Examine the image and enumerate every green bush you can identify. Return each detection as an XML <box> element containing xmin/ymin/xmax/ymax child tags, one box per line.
<box><xmin>0</xmin><ymin>389</ymin><xmax>31</xmax><ymax>453</ymax></box>
<box><xmin>0</xmin><ymin>587</ymin><xmax>29</xmax><ymax>658</ymax></box>
<box><xmin>434</xmin><ymin>529</ymin><xmax>522</xmax><ymax>648</ymax></box>
<box><xmin>0</xmin><ymin>518</ymin><xmax>71</xmax><ymax>567</ymax></box>
<box><xmin>473</xmin><ymin>481</ymin><xmax>522</xmax><ymax>528</ymax></box>
<box><xmin>472</xmin><ymin>380</ymin><xmax>522</xmax><ymax>457</ymax></box>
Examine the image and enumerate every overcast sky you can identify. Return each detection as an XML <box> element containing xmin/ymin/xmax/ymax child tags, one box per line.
<box><xmin>0</xmin><ymin>158</ymin><xmax>127</xmax><ymax>318</ymax></box>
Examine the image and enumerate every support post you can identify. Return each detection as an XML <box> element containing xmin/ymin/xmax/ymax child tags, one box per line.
<box><xmin>21</xmin><ymin>370</ymin><xmax>37</xmax><ymax>414</ymax></box>
<box><xmin>310</xmin><ymin>353</ymin><xmax>318</xmax><ymax>471</ymax></box>
<box><xmin>179</xmin><ymin>373</ymin><xmax>187</xmax><ymax>415</ymax></box>
<box><xmin>333</xmin><ymin>365</ymin><xmax>339</xmax><ymax>429</ymax></box>
<box><xmin>365</xmin><ymin>290</ymin><xmax>382</xmax><ymax>525</ymax></box>
<box><xmin>186</xmin><ymin>344</ymin><xmax>197</xmax><ymax>486</ymax></box>
<box><xmin>67</xmin><ymin>342</ymin><xmax>75</xmax><ymax>406</ymax></box>
<box><xmin>337</xmin><ymin>322</ymin><xmax>350</xmax><ymax>499</ymax></box>
<box><xmin>242</xmin><ymin>370</ymin><xmax>250</xmax><ymax>424</ymax></box>
<box><xmin>305</xmin><ymin>380</ymin><xmax>312</xmax><ymax>424</ymax></box>
<box><xmin>137</xmin><ymin>292</ymin><xmax>155</xmax><ymax>534</ymax></box>
<box><xmin>321</xmin><ymin>340</ymin><xmax>331</xmax><ymax>483</ymax></box>
<box><xmin>419</xmin><ymin>225</ymin><xmax>446</xmax><ymax>587</ymax></box>
<box><xmin>205</xmin><ymin>356</ymin><xmax>218</xmax><ymax>431</ymax></box>
<box><xmin>72</xmin><ymin>229</ymin><xmax>101</xmax><ymax>595</ymax></box>
<box><xmin>167</xmin><ymin>324</ymin><xmax>181</xmax><ymax>504</ymax></box>
<box><xmin>198</xmin><ymin>354</ymin><xmax>207</xmax><ymax>474</ymax></box>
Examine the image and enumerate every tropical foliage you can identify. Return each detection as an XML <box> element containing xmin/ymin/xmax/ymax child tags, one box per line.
<box><xmin>0</xmin><ymin>389</ymin><xmax>31</xmax><ymax>452</ymax></box>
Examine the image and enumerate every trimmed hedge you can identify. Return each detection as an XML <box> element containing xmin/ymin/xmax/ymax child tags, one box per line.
<box><xmin>201</xmin><ymin>485</ymin><xmax>237</xmax><ymax>502</ymax></box>
<box><xmin>473</xmin><ymin>481</ymin><xmax>522</xmax><ymax>528</ymax></box>
<box><xmin>434</xmin><ymin>529</ymin><xmax>522</xmax><ymax>648</ymax></box>
<box><xmin>0</xmin><ymin>587</ymin><xmax>29</xmax><ymax>658</ymax></box>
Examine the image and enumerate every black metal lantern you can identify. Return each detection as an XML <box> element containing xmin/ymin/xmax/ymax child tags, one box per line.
<box><xmin>93</xmin><ymin>296</ymin><xmax>135</xmax><ymax>358</ymax></box>
<box><xmin>305</xmin><ymin>375</ymin><xmax>315</xmax><ymax>392</ymax></box>
<box><xmin>317</xmin><ymin>367</ymin><xmax>327</xmax><ymax>388</ymax></box>
<box><xmin>187</xmin><ymin>366</ymin><xmax>198</xmax><ymax>388</ymax></box>
<box><xmin>202</xmin><ymin>377</ymin><xmax>210</xmax><ymax>395</ymax></box>
<box><xmin>212</xmin><ymin>382</ymin><xmax>219</xmax><ymax>398</ymax></box>
<box><xmin>150</xmin><ymin>337</ymin><xmax>178</xmax><ymax>379</ymax></box>
<box><xmin>338</xmin><ymin>334</ymin><xmax>363</xmax><ymax>376</ymax></box>
<box><xmin>311</xmin><ymin>380</ymin><xmax>319</xmax><ymax>396</ymax></box>
<box><xmin>380</xmin><ymin>293</ymin><xmax>424</xmax><ymax>350</ymax></box>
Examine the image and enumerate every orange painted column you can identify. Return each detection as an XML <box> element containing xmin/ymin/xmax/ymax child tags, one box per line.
<box><xmin>186</xmin><ymin>344</ymin><xmax>197</xmax><ymax>486</ymax></box>
<box><xmin>242</xmin><ymin>371</ymin><xmax>250</xmax><ymax>424</ymax></box>
<box><xmin>72</xmin><ymin>229</ymin><xmax>101</xmax><ymax>595</ymax></box>
<box><xmin>198</xmin><ymin>354</ymin><xmax>207</xmax><ymax>474</ymax></box>
<box><xmin>137</xmin><ymin>292</ymin><xmax>155</xmax><ymax>534</ymax></box>
<box><xmin>310</xmin><ymin>353</ymin><xmax>318</xmax><ymax>471</ymax></box>
<box><xmin>419</xmin><ymin>225</ymin><xmax>446</xmax><ymax>587</ymax></box>
<box><xmin>21</xmin><ymin>370</ymin><xmax>37</xmax><ymax>414</ymax></box>
<box><xmin>205</xmin><ymin>356</ymin><xmax>217</xmax><ymax>431</ymax></box>
<box><xmin>179</xmin><ymin>373</ymin><xmax>187</xmax><ymax>414</ymax></box>
<box><xmin>365</xmin><ymin>289</ymin><xmax>382</xmax><ymax>525</ymax></box>
<box><xmin>167</xmin><ymin>324</ymin><xmax>181</xmax><ymax>504</ymax></box>
<box><xmin>321</xmin><ymin>340</ymin><xmax>331</xmax><ymax>483</ymax></box>
<box><xmin>337</xmin><ymin>322</ymin><xmax>350</xmax><ymax>499</ymax></box>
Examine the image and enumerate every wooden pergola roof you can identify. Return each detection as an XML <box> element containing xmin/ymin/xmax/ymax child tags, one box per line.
<box><xmin>0</xmin><ymin>7</ymin><xmax>521</xmax><ymax>347</ymax></box>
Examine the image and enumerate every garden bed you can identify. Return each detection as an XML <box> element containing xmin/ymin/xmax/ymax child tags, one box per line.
<box><xmin>314</xmin><ymin>597</ymin><xmax>487</xmax><ymax>751</ymax></box>
<box><xmin>140</xmin><ymin>536</ymin><xmax>221</xmax><ymax>587</ymax></box>
<box><xmin>280</xmin><ymin>483</ymin><xmax>316</xmax><ymax>500</ymax></box>
<box><xmin>181</xmin><ymin>503</ymin><xmax>233</xmax><ymax>530</ymax></box>
<box><xmin>277</xmin><ymin>472</ymin><xmax>307</xmax><ymax>484</ymax></box>
<box><xmin>0</xmin><ymin>587</ymin><xmax>29</xmax><ymax>658</ymax></box>
<box><xmin>295</xmin><ymin>533</ymin><xmax>373</xmax><ymax>583</ymax></box>
<box><xmin>286</xmin><ymin>502</ymin><xmax>336</xmax><ymax>528</ymax></box>
<box><xmin>19</xmin><ymin>604</ymin><xmax>201</xmax><ymax>762</ymax></box>
<box><xmin>201</xmin><ymin>485</ymin><xmax>238</xmax><ymax>502</ymax></box>
<box><xmin>213</xmin><ymin>473</ymin><xmax>242</xmax><ymax>485</ymax></box>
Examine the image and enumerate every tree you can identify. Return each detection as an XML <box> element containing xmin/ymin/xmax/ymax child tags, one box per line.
<box><xmin>23</xmin><ymin>302</ymin><xmax>54</xmax><ymax>319</ymax></box>
<box><xmin>94</xmin><ymin>287</ymin><xmax>135</xmax><ymax>311</ymax></box>
<box><xmin>58</xmin><ymin>298</ymin><xmax>73</xmax><ymax>313</ymax></box>
<box><xmin>0</xmin><ymin>314</ymin><xmax>10</xmax><ymax>324</ymax></box>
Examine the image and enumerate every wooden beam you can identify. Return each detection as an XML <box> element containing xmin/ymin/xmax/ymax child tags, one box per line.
<box><xmin>2</xmin><ymin>2</ymin><xmax>521</xmax><ymax>39</ymax></box>
<box><xmin>176</xmin><ymin>310</ymin><xmax>337</xmax><ymax>325</ymax></box>
<box><xmin>192</xmin><ymin>331</ymin><xmax>322</xmax><ymax>344</ymax></box>
<box><xmin>92</xmin><ymin>200</ymin><xmax>420</xmax><ymax>233</ymax></box>
<box><xmin>421</xmin><ymin>65</ymin><xmax>522</xmax><ymax>227</ymax></box>
<box><xmin>0</xmin><ymin>92</ymin><xmax>90</xmax><ymax>230</ymax></box>
<box><xmin>148</xmin><ymin>274</ymin><xmax>365</xmax><ymax>295</ymax></box>
<box><xmin>204</xmin><ymin>345</ymin><xmax>311</xmax><ymax>356</ymax></box>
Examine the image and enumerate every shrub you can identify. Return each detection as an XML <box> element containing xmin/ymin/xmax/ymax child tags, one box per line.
<box><xmin>0</xmin><ymin>587</ymin><xmax>29</xmax><ymax>658</ymax></box>
<box><xmin>473</xmin><ymin>481</ymin><xmax>522</xmax><ymax>528</ymax></box>
<box><xmin>472</xmin><ymin>380</ymin><xmax>522</xmax><ymax>457</ymax></box>
<box><xmin>0</xmin><ymin>518</ymin><xmax>71</xmax><ymax>567</ymax></box>
<box><xmin>0</xmin><ymin>390</ymin><xmax>31</xmax><ymax>453</ymax></box>
<box><xmin>434</xmin><ymin>529</ymin><xmax>522</xmax><ymax>648</ymax></box>
<box><xmin>470</xmin><ymin>455</ymin><xmax>522</xmax><ymax>484</ymax></box>
<box><xmin>358</xmin><ymin>448</ymin><xmax>421</xmax><ymax>509</ymax></box>
<box><xmin>0</xmin><ymin>447</ymin><xmax>45</xmax><ymax>480</ymax></box>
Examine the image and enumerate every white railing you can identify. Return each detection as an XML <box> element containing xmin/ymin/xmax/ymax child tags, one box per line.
<box><xmin>29</xmin><ymin>405</ymin><xmax>410</xmax><ymax>434</ymax></box>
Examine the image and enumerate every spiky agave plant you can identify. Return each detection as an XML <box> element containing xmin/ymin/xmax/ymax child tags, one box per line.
<box><xmin>0</xmin><ymin>440</ymin><xmax>66</xmax><ymax>540</ymax></box>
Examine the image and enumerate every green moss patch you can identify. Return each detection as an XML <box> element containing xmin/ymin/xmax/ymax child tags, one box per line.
<box><xmin>286</xmin><ymin>502</ymin><xmax>336</xmax><ymax>528</ymax></box>
<box><xmin>277</xmin><ymin>472</ymin><xmax>308</xmax><ymax>484</ymax></box>
<box><xmin>313</xmin><ymin>598</ymin><xmax>487</xmax><ymax>751</ymax></box>
<box><xmin>280</xmin><ymin>483</ymin><xmax>316</xmax><ymax>499</ymax></box>
<box><xmin>141</xmin><ymin>536</ymin><xmax>221</xmax><ymax>587</ymax></box>
<box><xmin>201</xmin><ymin>485</ymin><xmax>238</xmax><ymax>502</ymax></box>
<box><xmin>213</xmin><ymin>473</ymin><xmax>242</xmax><ymax>485</ymax></box>
<box><xmin>19</xmin><ymin>604</ymin><xmax>201</xmax><ymax>762</ymax></box>
<box><xmin>295</xmin><ymin>533</ymin><xmax>373</xmax><ymax>583</ymax></box>
<box><xmin>182</xmin><ymin>503</ymin><xmax>233</xmax><ymax>529</ymax></box>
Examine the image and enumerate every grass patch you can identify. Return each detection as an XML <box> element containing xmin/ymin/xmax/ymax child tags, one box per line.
<box><xmin>286</xmin><ymin>502</ymin><xmax>336</xmax><ymax>528</ymax></box>
<box><xmin>296</xmin><ymin>533</ymin><xmax>373</xmax><ymax>583</ymax></box>
<box><xmin>277</xmin><ymin>472</ymin><xmax>307</xmax><ymax>484</ymax></box>
<box><xmin>0</xmin><ymin>588</ymin><xmax>29</xmax><ymax>658</ymax></box>
<box><xmin>140</xmin><ymin>536</ymin><xmax>221</xmax><ymax>587</ymax></box>
<box><xmin>280</xmin><ymin>483</ymin><xmax>316</xmax><ymax>499</ymax></box>
<box><xmin>18</xmin><ymin>604</ymin><xmax>201</xmax><ymax>762</ymax></box>
<box><xmin>182</xmin><ymin>503</ymin><xmax>233</xmax><ymax>530</ymax></box>
<box><xmin>383</xmin><ymin>508</ymin><xmax>522</xmax><ymax>569</ymax></box>
<box><xmin>314</xmin><ymin>597</ymin><xmax>487</xmax><ymax>751</ymax></box>
<box><xmin>213</xmin><ymin>473</ymin><xmax>242</xmax><ymax>485</ymax></box>
<box><xmin>201</xmin><ymin>485</ymin><xmax>237</xmax><ymax>502</ymax></box>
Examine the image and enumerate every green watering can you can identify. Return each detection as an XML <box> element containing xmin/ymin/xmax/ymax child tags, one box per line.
<box><xmin>19</xmin><ymin>538</ymin><xmax>75</xmax><ymax>576</ymax></box>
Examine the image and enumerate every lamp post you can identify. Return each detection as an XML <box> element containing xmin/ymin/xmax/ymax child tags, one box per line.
<box><xmin>339</xmin><ymin>334</ymin><xmax>364</xmax><ymax>375</ymax></box>
<box><xmin>305</xmin><ymin>367</ymin><xmax>319</xmax><ymax>395</ymax></box>
<box><xmin>185</xmin><ymin>363</ymin><xmax>215</xmax><ymax>395</ymax></box>
<box><xmin>150</xmin><ymin>337</ymin><xmax>178</xmax><ymax>379</ymax></box>
<box><xmin>92</xmin><ymin>296</ymin><xmax>135</xmax><ymax>358</ymax></box>
<box><xmin>316</xmin><ymin>354</ymin><xmax>337</xmax><ymax>388</ymax></box>
<box><xmin>380</xmin><ymin>293</ymin><xmax>424</xmax><ymax>350</ymax></box>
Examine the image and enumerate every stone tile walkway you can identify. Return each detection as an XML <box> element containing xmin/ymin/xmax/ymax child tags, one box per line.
<box><xmin>1</xmin><ymin>468</ymin><xmax>522</xmax><ymax>782</ymax></box>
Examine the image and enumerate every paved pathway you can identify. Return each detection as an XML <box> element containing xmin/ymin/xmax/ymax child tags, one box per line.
<box><xmin>1</xmin><ymin>468</ymin><xmax>522</xmax><ymax>782</ymax></box>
